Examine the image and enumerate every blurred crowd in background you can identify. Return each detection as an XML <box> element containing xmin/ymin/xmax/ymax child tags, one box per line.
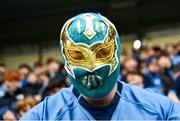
<box><xmin>0</xmin><ymin>42</ymin><xmax>180</xmax><ymax>120</ymax></box>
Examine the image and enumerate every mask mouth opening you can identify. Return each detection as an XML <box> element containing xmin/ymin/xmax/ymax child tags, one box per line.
<box><xmin>80</xmin><ymin>74</ymin><xmax>103</xmax><ymax>90</ymax></box>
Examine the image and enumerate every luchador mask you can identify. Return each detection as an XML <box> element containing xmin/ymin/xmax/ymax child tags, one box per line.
<box><xmin>60</xmin><ymin>13</ymin><xmax>120</xmax><ymax>98</ymax></box>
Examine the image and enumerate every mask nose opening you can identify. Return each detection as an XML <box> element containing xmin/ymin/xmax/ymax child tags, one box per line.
<box><xmin>81</xmin><ymin>74</ymin><xmax>103</xmax><ymax>90</ymax></box>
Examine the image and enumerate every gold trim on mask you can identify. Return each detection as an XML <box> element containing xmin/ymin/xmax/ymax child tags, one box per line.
<box><xmin>62</xmin><ymin>25</ymin><xmax>117</xmax><ymax>72</ymax></box>
<box><xmin>60</xmin><ymin>14</ymin><xmax>119</xmax><ymax>78</ymax></box>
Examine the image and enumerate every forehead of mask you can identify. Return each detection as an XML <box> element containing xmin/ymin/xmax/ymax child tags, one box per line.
<box><xmin>67</xmin><ymin>13</ymin><xmax>108</xmax><ymax>45</ymax></box>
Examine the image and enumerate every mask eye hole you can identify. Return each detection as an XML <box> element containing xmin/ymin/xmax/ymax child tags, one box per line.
<box><xmin>68</xmin><ymin>50</ymin><xmax>85</xmax><ymax>60</ymax></box>
<box><xmin>96</xmin><ymin>46</ymin><xmax>111</xmax><ymax>59</ymax></box>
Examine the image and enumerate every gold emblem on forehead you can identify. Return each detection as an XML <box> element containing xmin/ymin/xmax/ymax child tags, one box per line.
<box><xmin>82</xmin><ymin>14</ymin><xmax>97</xmax><ymax>40</ymax></box>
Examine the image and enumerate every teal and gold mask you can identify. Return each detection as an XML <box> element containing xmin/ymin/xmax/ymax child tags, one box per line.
<box><xmin>60</xmin><ymin>13</ymin><xmax>120</xmax><ymax>98</ymax></box>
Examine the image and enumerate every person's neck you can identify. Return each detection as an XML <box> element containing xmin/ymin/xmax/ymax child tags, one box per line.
<box><xmin>82</xmin><ymin>83</ymin><xmax>117</xmax><ymax>107</ymax></box>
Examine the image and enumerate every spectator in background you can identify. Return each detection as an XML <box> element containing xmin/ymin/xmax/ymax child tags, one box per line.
<box><xmin>118</xmin><ymin>56</ymin><xmax>138</xmax><ymax>82</ymax></box>
<box><xmin>164</xmin><ymin>43</ymin><xmax>180</xmax><ymax>102</ymax></box>
<box><xmin>151</xmin><ymin>46</ymin><xmax>162</xmax><ymax>58</ymax></box>
<box><xmin>20</xmin><ymin>73</ymin><xmax>43</xmax><ymax>102</ymax></box>
<box><xmin>171</xmin><ymin>45</ymin><xmax>180</xmax><ymax>81</ymax></box>
<box><xmin>139</xmin><ymin>47</ymin><xmax>152</xmax><ymax>64</ymax></box>
<box><xmin>16</xmin><ymin>96</ymin><xmax>37</xmax><ymax>119</ymax></box>
<box><xmin>124</xmin><ymin>57</ymin><xmax>138</xmax><ymax>73</ymax></box>
<box><xmin>148</xmin><ymin>47</ymin><xmax>156</xmax><ymax>59</ymax></box>
<box><xmin>43</xmin><ymin>58</ymin><xmax>68</xmax><ymax>96</ymax></box>
<box><xmin>133</xmin><ymin>47</ymin><xmax>153</xmax><ymax>65</ymax></box>
<box><xmin>46</xmin><ymin>58</ymin><xmax>61</xmax><ymax>80</ymax></box>
<box><xmin>18</xmin><ymin>63</ymin><xmax>32</xmax><ymax>81</ymax></box>
<box><xmin>33</xmin><ymin>58</ymin><xmax>69</xmax><ymax>97</ymax></box>
<box><xmin>0</xmin><ymin>63</ymin><xmax>7</xmax><ymax>86</ymax></box>
<box><xmin>157</xmin><ymin>53</ymin><xmax>174</xmax><ymax>95</ymax></box>
<box><xmin>120</xmin><ymin>48</ymin><xmax>128</xmax><ymax>65</ymax></box>
<box><xmin>119</xmin><ymin>57</ymin><xmax>139</xmax><ymax>82</ymax></box>
<box><xmin>166</xmin><ymin>44</ymin><xmax>180</xmax><ymax>67</ymax></box>
<box><xmin>0</xmin><ymin>71</ymin><xmax>23</xmax><ymax>120</ymax></box>
<box><xmin>117</xmin><ymin>49</ymin><xmax>128</xmax><ymax>82</ymax></box>
<box><xmin>125</xmin><ymin>71</ymin><xmax>144</xmax><ymax>88</ymax></box>
<box><xmin>165</xmin><ymin>44</ymin><xmax>180</xmax><ymax>80</ymax></box>
<box><xmin>33</xmin><ymin>61</ymin><xmax>43</xmax><ymax>72</ymax></box>
<box><xmin>143</xmin><ymin>61</ymin><xmax>164</xmax><ymax>94</ymax></box>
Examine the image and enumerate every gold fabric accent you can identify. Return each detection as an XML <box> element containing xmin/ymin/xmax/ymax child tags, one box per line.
<box><xmin>61</xmin><ymin>26</ymin><xmax>117</xmax><ymax>72</ymax></box>
<box><xmin>60</xmin><ymin>14</ymin><xmax>118</xmax><ymax>76</ymax></box>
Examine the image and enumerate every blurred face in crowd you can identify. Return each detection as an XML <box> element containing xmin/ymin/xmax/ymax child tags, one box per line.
<box><xmin>148</xmin><ymin>62</ymin><xmax>161</xmax><ymax>73</ymax></box>
<box><xmin>148</xmin><ymin>48</ymin><xmax>155</xmax><ymax>57</ymax></box>
<box><xmin>4</xmin><ymin>80</ymin><xmax>19</xmax><ymax>93</ymax></box>
<box><xmin>140</xmin><ymin>50</ymin><xmax>149</xmax><ymax>61</ymax></box>
<box><xmin>120</xmin><ymin>49</ymin><xmax>127</xmax><ymax>64</ymax></box>
<box><xmin>3</xmin><ymin>71</ymin><xmax>20</xmax><ymax>93</ymax></box>
<box><xmin>33</xmin><ymin>62</ymin><xmax>43</xmax><ymax>72</ymax></box>
<box><xmin>19</xmin><ymin>66</ymin><xmax>31</xmax><ymax>80</ymax></box>
<box><xmin>27</xmin><ymin>73</ymin><xmax>38</xmax><ymax>84</ymax></box>
<box><xmin>48</xmin><ymin>61</ymin><xmax>60</xmax><ymax>73</ymax></box>
<box><xmin>124</xmin><ymin>58</ymin><xmax>138</xmax><ymax>72</ymax></box>
<box><xmin>0</xmin><ymin>65</ymin><xmax>7</xmax><ymax>74</ymax></box>
<box><xmin>166</xmin><ymin>44</ymin><xmax>176</xmax><ymax>55</ymax></box>
<box><xmin>158</xmin><ymin>56</ymin><xmax>171</xmax><ymax>69</ymax></box>
<box><xmin>16</xmin><ymin>96</ymin><xmax>37</xmax><ymax>118</ymax></box>
<box><xmin>126</xmin><ymin>73</ymin><xmax>143</xmax><ymax>87</ymax></box>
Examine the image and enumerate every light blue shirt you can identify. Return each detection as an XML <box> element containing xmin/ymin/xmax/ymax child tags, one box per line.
<box><xmin>20</xmin><ymin>81</ymin><xmax>180</xmax><ymax>120</ymax></box>
<box><xmin>170</xmin><ymin>55</ymin><xmax>180</xmax><ymax>65</ymax></box>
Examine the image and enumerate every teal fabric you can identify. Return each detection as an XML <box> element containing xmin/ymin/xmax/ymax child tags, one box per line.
<box><xmin>67</xmin><ymin>13</ymin><xmax>108</xmax><ymax>45</ymax></box>
<box><xmin>69</xmin><ymin>64</ymin><xmax>120</xmax><ymax>98</ymax></box>
<box><xmin>60</xmin><ymin>13</ymin><xmax>121</xmax><ymax>98</ymax></box>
